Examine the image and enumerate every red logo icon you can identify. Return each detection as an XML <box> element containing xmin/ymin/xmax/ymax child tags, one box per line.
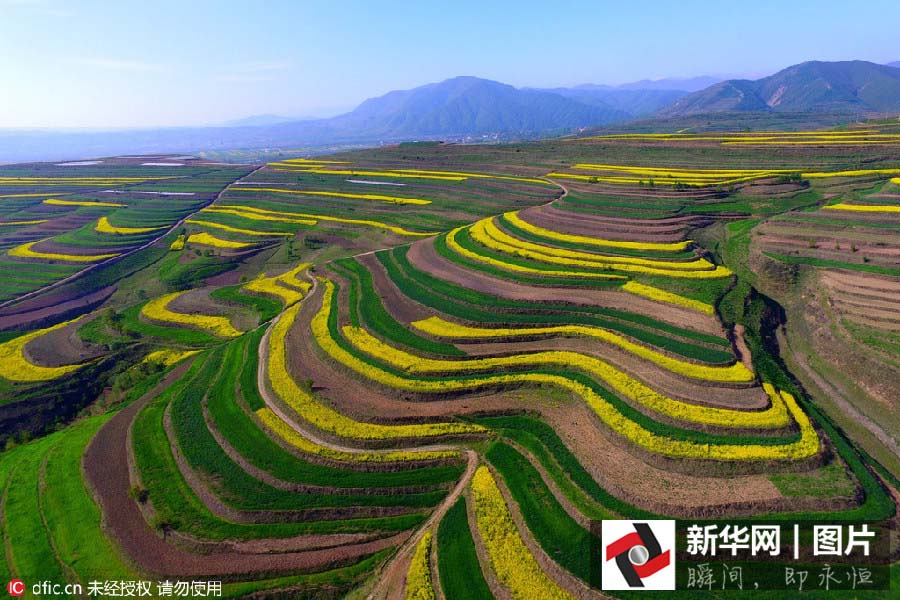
<box><xmin>7</xmin><ymin>580</ymin><xmax>25</xmax><ymax>597</ymax></box>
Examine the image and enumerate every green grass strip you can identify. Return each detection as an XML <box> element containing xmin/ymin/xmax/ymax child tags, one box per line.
<box><xmin>332</xmin><ymin>257</ymin><xmax>465</xmax><ymax>356</ymax></box>
<box><xmin>486</xmin><ymin>441</ymin><xmax>600</xmax><ymax>584</ymax></box>
<box><xmin>437</xmin><ymin>497</ymin><xmax>493</xmax><ymax>600</ymax></box>
<box><xmin>382</xmin><ymin>247</ymin><xmax>733</xmax><ymax>362</ymax></box>
<box><xmin>172</xmin><ymin>341</ymin><xmax>448</xmax><ymax>511</ymax></box>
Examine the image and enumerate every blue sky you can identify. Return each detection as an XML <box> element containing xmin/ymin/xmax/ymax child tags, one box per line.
<box><xmin>1</xmin><ymin>0</ymin><xmax>897</xmax><ymax>128</ymax></box>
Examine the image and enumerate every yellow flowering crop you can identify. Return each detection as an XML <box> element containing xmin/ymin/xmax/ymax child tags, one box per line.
<box><xmin>270</xmin><ymin>167</ymin><xmax>467</xmax><ymax>181</ymax></box>
<box><xmin>822</xmin><ymin>203</ymin><xmax>900</xmax><ymax>213</ymax></box>
<box><xmin>470</xmin><ymin>219</ymin><xmax>732</xmax><ymax>279</ymax></box>
<box><xmin>0</xmin><ymin>318</ymin><xmax>89</xmax><ymax>382</ymax></box>
<box><xmin>142</xmin><ymin>349</ymin><xmax>199</xmax><ymax>367</ymax></box>
<box><xmin>471</xmin><ymin>466</ymin><xmax>574</xmax><ymax>600</ymax></box>
<box><xmin>445</xmin><ymin>227</ymin><xmax>626</xmax><ymax>281</ymax></box>
<box><xmin>186</xmin><ymin>232</ymin><xmax>253</xmax><ymax>249</ymax></box>
<box><xmin>392</xmin><ymin>168</ymin><xmax>553</xmax><ymax>186</ymax></box>
<box><xmin>481</xmin><ymin>218</ymin><xmax>712</xmax><ymax>270</ymax></box>
<box><xmin>141</xmin><ymin>292</ymin><xmax>243</xmax><ymax>338</ymax></box>
<box><xmin>315</xmin><ymin>278</ymin><xmax>814</xmax><ymax>460</ymax></box>
<box><xmin>256</xmin><ymin>408</ymin><xmax>459</xmax><ymax>462</ymax></box>
<box><xmin>232</xmin><ymin>186</ymin><xmax>432</xmax><ymax>205</ymax></box>
<box><xmin>169</xmin><ymin>234</ymin><xmax>185</xmax><ymax>251</ymax></box>
<box><xmin>207</xmin><ymin>205</ymin><xmax>437</xmax><ymax>237</ymax></box>
<box><xmin>803</xmin><ymin>169</ymin><xmax>900</xmax><ymax>179</ymax></box>
<box><xmin>505</xmin><ymin>211</ymin><xmax>690</xmax><ymax>252</ymax></box>
<box><xmin>0</xmin><ymin>177</ymin><xmax>168</xmax><ymax>183</ymax></box>
<box><xmin>405</xmin><ymin>532</ymin><xmax>436</xmax><ymax>600</ymax></box>
<box><xmin>43</xmin><ymin>198</ymin><xmax>125</xmax><ymax>208</ymax></box>
<box><xmin>344</xmin><ymin>325</ymin><xmax>776</xmax><ymax>427</ymax></box>
<box><xmin>243</xmin><ymin>262</ymin><xmax>312</xmax><ymax>306</ymax></box>
<box><xmin>0</xmin><ymin>219</ymin><xmax>48</xmax><ymax>226</ymax></box>
<box><xmin>410</xmin><ymin>316</ymin><xmax>747</xmax><ymax>382</ymax></box>
<box><xmin>621</xmin><ymin>281</ymin><xmax>715</xmax><ymax>315</ymax></box>
<box><xmin>202</xmin><ymin>206</ymin><xmax>317</xmax><ymax>226</ymax></box>
<box><xmin>8</xmin><ymin>239</ymin><xmax>119</xmax><ymax>262</ymax></box>
<box><xmin>271</xmin><ymin>291</ymin><xmax>483</xmax><ymax>440</ymax></box>
<box><xmin>95</xmin><ymin>216</ymin><xmax>163</xmax><ymax>235</ymax></box>
<box><xmin>184</xmin><ymin>219</ymin><xmax>293</xmax><ymax>236</ymax></box>
<box><xmin>276</xmin><ymin>158</ymin><xmax>351</xmax><ymax>165</ymax></box>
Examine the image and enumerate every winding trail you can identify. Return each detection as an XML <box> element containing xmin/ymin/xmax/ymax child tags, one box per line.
<box><xmin>366</xmin><ymin>449</ymin><xmax>478</xmax><ymax>600</ymax></box>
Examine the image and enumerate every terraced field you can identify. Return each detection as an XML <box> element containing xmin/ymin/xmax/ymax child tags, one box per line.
<box><xmin>1</xmin><ymin>130</ymin><xmax>898</xmax><ymax>598</ymax></box>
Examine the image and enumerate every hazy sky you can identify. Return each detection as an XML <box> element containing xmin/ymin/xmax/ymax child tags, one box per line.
<box><xmin>1</xmin><ymin>0</ymin><xmax>897</xmax><ymax>128</ymax></box>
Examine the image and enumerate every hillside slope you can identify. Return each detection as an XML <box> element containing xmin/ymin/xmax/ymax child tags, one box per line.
<box><xmin>660</xmin><ymin>60</ymin><xmax>900</xmax><ymax>116</ymax></box>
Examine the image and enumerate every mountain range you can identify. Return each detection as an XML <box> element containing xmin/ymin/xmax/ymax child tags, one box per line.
<box><xmin>2</xmin><ymin>60</ymin><xmax>898</xmax><ymax>163</ymax></box>
<box><xmin>660</xmin><ymin>60</ymin><xmax>900</xmax><ymax>116</ymax></box>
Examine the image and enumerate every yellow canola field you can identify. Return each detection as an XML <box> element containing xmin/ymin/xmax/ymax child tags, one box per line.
<box><xmin>95</xmin><ymin>216</ymin><xmax>162</xmax><ymax>234</ymax></box>
<box><xmin>207</xmin><ymin>204</ymin><xmax>437</xmax><ymax>237</ymax></box>
<box><xmin>315</xmin><ymin>280</ymin><xmax>815</xmax><ymax>460</ymax></box>
<box><xmin>0</xmin><ymin>317</ymin><xmax>90</xmax><ymax>382</ymax></box>
<box><xmin>232</xmin><ymin>186</ymin><xmax>432</xmax><ymax>205</ymax></box>
<box><xmin>803</xmin><ymin>168</ymin><xmax>900</xmax><ymax>178</ymax></box>
<box><xmin>445</xmin><ymin>227</ymin><xmax>626</xmax><ymax>281</ymax></box>
<box><xmin>243</xmin><ymin>262</ymin><xmax>312</xmax><ymax>306</ymax></box>
<box><xmin>505</xmin><ymin>211</ymin><xmax>690</xmax><ymax>252</ymax></box>
<box><xmin>621</xmin><ymin>281</ymin><xmax>715</xmax><ymax>315</ymax></box>
<box><xmin>141</xmin><ymin>292</ymin><xmax>243</xmax><ymax>338</ymax></box>
<box><xmin>271</xmin><ymin>294</ymin><xmax>484</xmax><ymax>440</ymax></box>
<box><xmin>275</xmin><ymin>158</ymin><xmax>351</xmax><ymax>165</ymax></box>
<box><xmin>142</xmin><ymin>349</ymin><xmax>199</xmax><ymax>367</ymax></box>
<box><xmin>471</xmin><ymin>466</ymin><xmax>575</xmax><ymax>600</ymax></box>
<box><xmin>573</xmin><ymin>164</ymin><xmax>786</xmax><ymax>177</ymax></box>
<box><xmin>0</xmin><ymin>219</ymin><xmax>48</xmax><ymax>226</ymax></box>
<box><xmin>344</xmin><ymin>324</ymin><xmax>778</xmax><ymax>427</ymax></box>
<box><xmin>471</xmin><ymin>218</ymin><xmax>733</xmax><ymax>279</ymax></box>
<box><xmin>186</xmin><ymin>232</ymin><xmax>253</xmax><ymax>249</ymax></box>
<box><xmin>405</xmin><ymin>532</ymin><xmax>437</xmax><ymax>600</ymax></box>
<box><xmin>822</xmin><ymin>203</ymin><xmax>900</xmax><ymax>213</ymax></box>
<box><xmin>8</xmin><ymin>239</ymin><xmax>119</xmax><ymax>262</ymax></box>
<box><xmin>185</xmin><ymin>219</ymin><xmax>293</xmax><ymax>236</ymax></box>
<box><xmin>44</xmin><ymin>198</ymin><xmax>125</xmax><ymax>208</ymax></box>
<box><xmin>0</xmin><ymin>177</ymin><xmax>168</xmax><ymax>182</ymax></box>
<box><xmin>202</xmin><ymin>206</ymin><xmax>317</xmax><ymax>226</ymax></box>
<box><xmin>392</xmin><ymin>168</ymin><xmax>552</xmax><ymax>185</ymax></box>
<box><xmin>723</xmin><ymin>139</ymin><xmax>900</xmax><ymax>146</ymax></box>
<box><xmin>256</xmin><ymin>407</ymin><xmax>459</xmax><ymax>462</ymax></box>
<box><xmin>410</xmin><ymin>316</ymin><xmax>746</xmax><ymax>382</ymax></box>
<box><xmin>483</xmin><ymin>218</ymin><xmax>711</xmax><ymax>270</ymax></box>
<box><xmin>169</xmin><ymin>234</ymin><xmax>185</xmax><ymax>250</ymax></box>
<box><xmin>271</xmin><ymin>167</ymin><xmax>466</xmax><ymax>182</ymax></box>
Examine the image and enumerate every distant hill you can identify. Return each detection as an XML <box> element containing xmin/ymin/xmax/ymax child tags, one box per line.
<box><xmin>612</xmin><ymin>76</ymin><xmax>724</xmax><ymax>92</ymax></box>
<box><xmin>887</xmin><ymin>61</ymin><xmax>900</xmax><ymax>69</ymax></box>
<box><xmin>538</xmin><ymin>87</ymin><xmax>689</xmax><ymax>117</ymax></box>
<box><xmin>326</xmin><ymin>76</ymin><xmax>629</xmax><ymax>136</ymax></box>
<box><xmin>222</xmin><ymin>114</ymin><xmax>300</xmax><ymax>127</ymax></box>
<box><xmin>0</xmin><ymin>77</ymin><xmax>633</xmax><ymax>162</ymax></box>
<box><xmin>660</xmin><ymin>61</ymin><xmax>900</xmax><ymax>116</ymax></box>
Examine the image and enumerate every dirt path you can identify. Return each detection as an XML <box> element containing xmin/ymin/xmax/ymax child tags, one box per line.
<box><xmin>366</xmin><ymin>449</ymin><xmax>478</xmax><ymax>600</ymax></box>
